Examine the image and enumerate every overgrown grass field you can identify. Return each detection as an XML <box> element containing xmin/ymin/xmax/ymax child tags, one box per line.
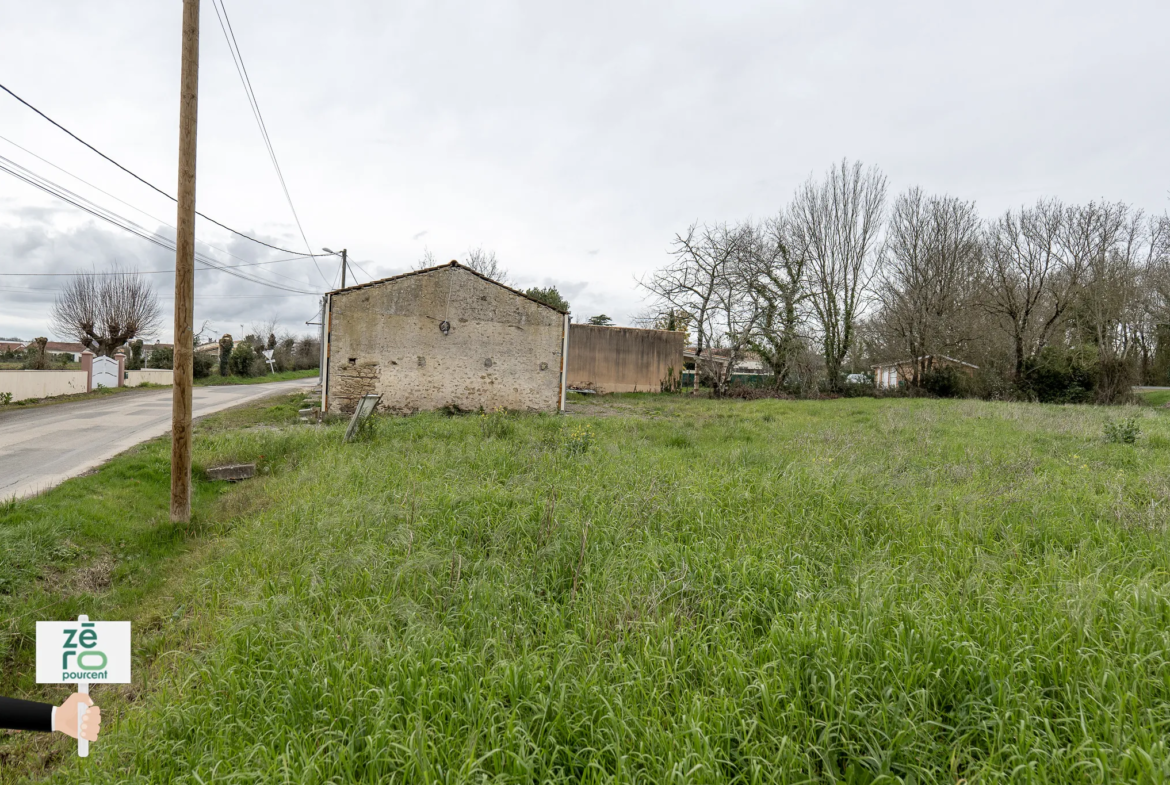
<box><xmin>4</xmin><ymin>394</ymin><xmax>1170</xmax><ymax>783</ymax></box>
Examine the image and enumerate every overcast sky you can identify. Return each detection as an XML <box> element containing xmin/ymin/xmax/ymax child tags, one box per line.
<box><xmin>1</xmin><ymin>0</ymin><xmax>1168</xmax><ymax>342</ymax></box>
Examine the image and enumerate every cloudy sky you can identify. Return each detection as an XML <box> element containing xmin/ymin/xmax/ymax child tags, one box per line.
<box><xmin>1</xmin><ymin>0</ymin><xmax>1167</xmax><ymax>342</ymax></box>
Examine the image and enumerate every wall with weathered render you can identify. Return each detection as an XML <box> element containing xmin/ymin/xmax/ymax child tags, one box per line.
<box><xmin>0</xmin><ymin>370</ymin><xmax>88</xmax><ymax>401</ymax></box>
<box><xmin>566</xmin><ymin>325</ymin><xmax>684</xmax><ymax>393</ymax></box>
<box><xmin>326</xmin><ymin>264</ymin><xmax>566</xmax><ymax>414</ymax></box>
<box><xmin>126</xmin><ymin>370</ymin><xmax>173</xmax><ymax>387</ymax></box>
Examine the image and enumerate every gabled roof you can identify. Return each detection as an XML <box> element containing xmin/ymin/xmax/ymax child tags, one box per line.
<box><xmin>326</xmin><ymin>260</ymin><xmax>568</xmax><ymax>314</ymax></box>
<box><xmin>39</xmin><ymin>341</ymin><xmax>87</xmax><ymax>353</ymax></box>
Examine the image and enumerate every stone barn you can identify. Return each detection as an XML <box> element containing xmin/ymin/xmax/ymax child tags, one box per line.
<box><xmin>566</xmin><ymin>324</ymin><xmax>685</xmax><ymax>393</ymax></box>
<box><xmin>323</xmin><ymin>261</ymin><xmax>570</xmax><ymax>414</ymax></box>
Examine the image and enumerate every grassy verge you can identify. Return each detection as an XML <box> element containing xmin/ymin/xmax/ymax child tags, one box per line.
<box><xmin>0</xmin><ymin>391</ymin><xmax>312</xmax><ymax>779</ymax></box>
<box><xmin>9</xmin><ymin>394</ymin><xmax>1169</xmax><ymax>783</ymax></box>
<box><xmin>1137</xmin><ymin>389</ymin><xmax>1170</xmax><ymax>407</ymax></box>
<box><xmin>194</xmin><ymin>369</ymin><xmax>318</xmax><ymax>386</ymax></box>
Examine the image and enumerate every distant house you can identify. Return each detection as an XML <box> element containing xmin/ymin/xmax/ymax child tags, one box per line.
<box><xmin>194</xmin><ymin>342</ymin><xmax>221</xmax><ymax>359</ymax></box>
<box><xmin>682</xmin><ymin>347</ymin><xmax>773</xmax><ymax>381</ymax></box>
<box><xmin>872</xmin><ymin>355</ymin><xmax>978</xmax><ymax>389</ymax></box>
<box><xmin>0</xmin><ymin>340</ymin><xmax>24</xmax><ymax>355</ymax></box>
<box><xmin>34</xmin><ymin>341</ymin><xmax>87</xmax><ymax>362</ymax></box>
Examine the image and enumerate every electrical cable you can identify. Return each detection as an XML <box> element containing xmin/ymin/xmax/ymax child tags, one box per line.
<box><xmin>349</xmin><ymin>259</ymin><xmax>375</xmax><ymax>282</ymax></box>
<box><xmin>0</xmin><ymin>131</ymin><xmax>318</xmax><ymax>286</ymax></box>
<box><xmin>0</xmin><ymin>155</ymin><xmax>319</xmax><ymax>294</ymax></box>
<box><xmin>0</xmin><ymin>80</ymin><xmax>332</xmax><ymax>259</ymax></box>
<box><xmin>210</xmin><ymin>0</ymin><xmax>326</xmax><ymax>285</ymax></box>
<box><xmin>0</xmin><ymin>156</ymin><xmax>313</xmax><ymax>292</ymax></box>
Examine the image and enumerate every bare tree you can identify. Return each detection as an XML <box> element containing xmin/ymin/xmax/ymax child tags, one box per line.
<box><xmin>1063</xmin><ymin>203</ymin><xmax>1168</xmax><ymax>400</ymax></box>
<box><xmin>414</xmin><ymin>247</ymin><xmax>439</xmax><ymax>270</ymax></box>
<box><xmin>50</xmin><ymin>267</ymin><xmax>161</xmax><ymax>356</ymax></box>
<box><xmin>413</xmin><ymin>245</ymin><xmax>511</xmax><ymax>284</ymax></box>
<box><xmin>463</xmin><ymin>247</ymin><xmax>510</xmax><ymax>284</ymax></box>
<box><xmin>979</xmin><ymin>199</ymin><xmax>1080</xmax><ymax>381</ymax></box>
<box><xmin>640</xmin><ymin>222</ymin><xmax>746</xmax><ymax>392</ymax></box>
<box><xmin>790</xmin><ymin>159</ymin><xmax>888</xmax><ymax>391</ymax></box>
<box><xmin>877</xmin><ymin>188</ymin><xmax>982</xmax><ymax>384</ymax></box>
<box><xmin>705</xmin><ymin>223</ymin><xmax>766</xmax><ymax>395</ymax></box>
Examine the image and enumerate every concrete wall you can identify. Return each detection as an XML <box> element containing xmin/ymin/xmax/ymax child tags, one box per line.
<box><xmin>126</xmin><ymin>370</ymin><xmax>173</xmax><ymax>387</ymax></box>
<box><xmin>0</xmin><ymin>370</ymin><xmax>88</xmax><ymax>401</ymax></box>
<box><xmin>566</xmin><ymin>324</ymin><xmax>685</xmax><ymax>393</ymax></box>
<box><xmin>325</xmin><ymin>265</ymin><xmax>567</xmax><ymax>414</ymax></box>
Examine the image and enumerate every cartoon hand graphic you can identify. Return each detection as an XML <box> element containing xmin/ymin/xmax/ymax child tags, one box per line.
<box><xmin>54</xmin><ymin>693</ymin><xmax>101</xmax><ymax>742</ymax></box>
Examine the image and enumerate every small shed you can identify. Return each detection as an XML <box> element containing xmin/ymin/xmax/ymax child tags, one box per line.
<box><xmin>872</xmin><ymin>355</ymin><xmax>978</xmax><ymax>389</ymax></box>
<box><xmin>323</xmin><ymin>261</ymin><xmax>570</xmax><ymax>414</ymax></box>
<box><xmin>566</xmin><ymin>324</ymin><xmax>684</xmax><ymax>393</ymax></box>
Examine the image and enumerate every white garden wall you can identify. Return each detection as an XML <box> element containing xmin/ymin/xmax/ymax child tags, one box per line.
<box><xmin>126</xmin><ymin>370</ymin><xmax>172</xmax><ymax>387</ymax></box>
<box><xmin>0</xmin><ymin>370</ymin><xmax>88</xmax><ymax>401</ymax></box>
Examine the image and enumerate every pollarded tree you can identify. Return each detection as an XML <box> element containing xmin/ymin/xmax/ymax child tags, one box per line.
<box><xmin>50</xmin><ymin>267</ymin><xmax>161</xmax><ymax>357</ymax></box>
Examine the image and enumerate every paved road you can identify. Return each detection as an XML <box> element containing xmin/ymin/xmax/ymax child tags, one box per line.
<box><xmin>0</xmin><ymin>378</ymin><xmax>316</xmax><ymax>501</ymax></box>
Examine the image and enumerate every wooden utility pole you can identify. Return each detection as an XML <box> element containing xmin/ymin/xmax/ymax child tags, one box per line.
<box><xmin>171</xmin><ymin>0</ymin><xmax>200</xmax><ymax>522</ymax></box>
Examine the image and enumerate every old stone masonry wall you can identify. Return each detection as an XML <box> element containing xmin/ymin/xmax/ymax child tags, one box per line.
<box><xmin>327</xmin><ymin>265</ymin><xmax>565</xmax><ymax>414</ymax></box>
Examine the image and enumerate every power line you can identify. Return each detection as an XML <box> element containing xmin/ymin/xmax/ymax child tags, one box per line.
<box><xmin>0</xmin><ymin>155</ymin><xmax>319</xmax><ymax>295</ymax></box>
<box><xmin>0</xmin><ymin>155</ymin><xmax>314</xmax><ymax>293</ymax></box>
<box><xmin>210</xmin><ymin>0</ymin><xmax>327</xmax><ymax>285</ymax></box>
<box><xmin>349</xmin><ymin>259</ymin><xmax>375</xmax><ymax>281</ymax></box>
<box><xmin>0</xmin><ymin>256</ymin><xmax>314</xmax><ymax>275</ymax></box>
<box><xmin>0</xmin><ymin>80</ymin><xmax>331</xmax><ymax>259</ymax></box>
<box><xmin>0</xmin><ymin>132</ymin><xmax>319</xmax><ymax>288</ymax></box>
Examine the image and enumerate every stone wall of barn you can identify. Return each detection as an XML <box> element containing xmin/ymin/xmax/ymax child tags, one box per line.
<box><xmin>326</xmin><ymin>265</ymin><xmax>566</xmax><ymax>414</ymax></box>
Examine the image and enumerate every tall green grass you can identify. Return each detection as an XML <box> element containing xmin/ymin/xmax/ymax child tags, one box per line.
<box><xmin>1137</xmin><ymin>389</ymin><xmax>1170</xmax><ymax>408</ymax></box>
<box><xmin>14</xmin><ymin>396</ymin><xmax>1170</xmax><ymax>783</ymax></box>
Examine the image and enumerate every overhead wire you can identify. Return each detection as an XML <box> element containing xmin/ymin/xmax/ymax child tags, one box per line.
<box><xmin>349</xmin><ymin>259</ymin><xmax>375</xmax><ymax>282</ymax></box>
<box><xmin>210</xmin><ymin>0</ymin><xmax>327</xmax><ymax>285</ymax></box>
<box><xmin>0</xmin><ymin>156</ymin><xmax>313</xmax><ymax>293</ymax></box>
<box><xmin>0</xmin><ymin>132</ymin><xmax>320</xmax><ymax>287</ymax></box>
<box><xmin>0</xmin><ymin>81</ymin><xmax>331</xmax><ymax>259</ymax></box>
<box><xmin>0</xmin><ymin>155</ymin><xmax>318</xmax><ymax>295</ymax></box>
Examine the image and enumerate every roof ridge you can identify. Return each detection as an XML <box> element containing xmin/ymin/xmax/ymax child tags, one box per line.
<box><xmin>327</xmin><ymin>260</ymin><xmax>569</xmax><ymax>314</ymax></box>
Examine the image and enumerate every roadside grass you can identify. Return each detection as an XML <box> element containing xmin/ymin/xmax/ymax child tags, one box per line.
<box><xmin>12</xmin><ymin>394</ymin><xmax>1170</xmax><ymax>783</ymax></box>
<box><xmin>195</xmin><ymin>369</ymin><xmax>318</xmax><ymax>386</ymax></box>
<box><xmin>1137</xmin><ymin>389</ymin><xmax>1170</xmax><ymax>407</ymax></box>
<box><xmin>0</xmin><ymin>392</ymin><xmax>312</xmax><ymax>779</ymax></box>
